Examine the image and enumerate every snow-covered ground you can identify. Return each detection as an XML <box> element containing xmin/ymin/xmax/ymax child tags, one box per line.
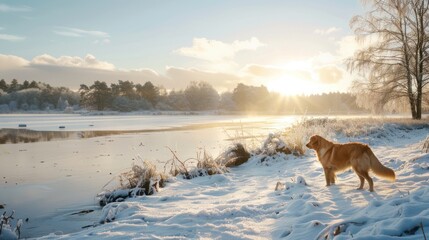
<box><xmin>20</xmin><ymin>120</ymin><xmax>428</xmax><ymax>240</ymax></box>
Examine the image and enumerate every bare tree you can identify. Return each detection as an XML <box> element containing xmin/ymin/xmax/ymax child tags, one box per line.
<box><xmin>348</xmin><ymin>0</ymin><xmax>429</xmax><ymax>119</ymax></box>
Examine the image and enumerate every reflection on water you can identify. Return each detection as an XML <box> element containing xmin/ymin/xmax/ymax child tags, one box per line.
<box><xmin>0</xmin><ymin>121</ymin><xmax>262</xmax><ymax>144</ymax></box>
<box><xmin>0</xmin><ymin>129</ymin><xmax>118</xmax><ymax>144</ymax></box>
<box><xmin>0</xmin><ymin>129</ymin><xmax>76</xmax><ymax>144</ymax></box>
<box><xmin>0</xmin><ymin>128</ymin><xmax>154</xmax><ymax>144</ymax></box>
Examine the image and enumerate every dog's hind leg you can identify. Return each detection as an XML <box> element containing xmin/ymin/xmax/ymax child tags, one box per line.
<box><xmin>356</xmin><ymin>174</ymin><xmax>365</xmax><ymax>190</ymax></box>
<box><xmin>361</xmin><ymin>171</ymin><xmax>374</xmax><ymax>192</ymax></box>
<box><xmin>355</xmin><ymin>170</ymin><xmax>374</xmax><ymax>192</ymax></box>
<box><xmin>353</xmin><ymin>168</ymin><xmax>365</xmax><ymax>190</ymax></box>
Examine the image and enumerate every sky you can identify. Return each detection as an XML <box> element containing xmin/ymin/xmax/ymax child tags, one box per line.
<box><xmin>0</xmin><ymin>0</ymin><xmax>365</xmax><ymax>95</ymax></box>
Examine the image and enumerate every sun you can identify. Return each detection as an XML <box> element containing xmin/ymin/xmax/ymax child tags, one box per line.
<box><xmin>260</xmin><ymin>61</ymin><xmax>320</xmax><ymax>96</ymax></box>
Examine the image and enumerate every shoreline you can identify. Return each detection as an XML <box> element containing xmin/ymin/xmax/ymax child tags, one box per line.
<box><xmin>0</xmin><ymin>121</ymin><xmax>252</xmax><ymax>238</ymax></box>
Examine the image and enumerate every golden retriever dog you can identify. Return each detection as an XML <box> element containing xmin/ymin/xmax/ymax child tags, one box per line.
<box><xmin>306</xmin><ymin>135</ymin><xmax>395</xmax><ymax>192</ymax></box>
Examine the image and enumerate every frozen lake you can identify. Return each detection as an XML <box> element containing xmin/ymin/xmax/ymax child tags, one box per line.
<box><xmin>0</xmin><ymin>113</ymin><xmax>300</xmax><ymax>132</ymax></box>
<box><xmin>0</xmin><ymin>113</ymin><xmax>306</xmax><ymax>238</ymax></box>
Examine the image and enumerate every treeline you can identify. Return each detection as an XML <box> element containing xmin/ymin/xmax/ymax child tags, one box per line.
<box><xmin>0</xmin><ymin>79</ymin><xmax>364</xmax><ymax>114</ymax></box>
<box><xmin>78</xmin><ymin>80</ymin><xmax>220</xmax><ymax>112</ymax></box>
<box><xmin>0</xmin><ymin>79</ymin><xmax>79</xmax><ymax>112</ymax></box>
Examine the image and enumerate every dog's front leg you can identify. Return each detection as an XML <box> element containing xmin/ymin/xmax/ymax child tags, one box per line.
<box><xmin>329</xmin><ymin>171</ymin><xmax>336</xmax><ymax>185</ymax></box>
<box><xmin>323</xmin><ymin>167</ymin><xmax>331</xmax><ymax>186</ymax></box>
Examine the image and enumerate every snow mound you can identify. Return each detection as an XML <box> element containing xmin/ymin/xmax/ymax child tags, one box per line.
<box><xmin>275</xmin><ymin>176</ymin><xmax>307</xmax><ymax>192</ymax></box>
<box><xmin>317</xmin><ymin>187</ymin><xmax>429</xmax><ymax>239</ymax></box>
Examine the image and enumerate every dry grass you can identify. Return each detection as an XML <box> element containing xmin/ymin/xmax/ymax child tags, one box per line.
<box><xmin>165</xmin><ymin>148</ymin><xmax>229</xmax><ymax>179</ymax></box>
<box><xmin>281</xmin><ymin>118</ymin><xmax>334</xmax><ymax>156</ymax></box>
<box><xmin>281</xmin><ymin>117</ymin><xmax>429</xmax><ymax>156</ymax></box>
<box><xmin>222</xmin><ymin>123</ymin><xmax>265</xmax><ymax>153</ymax></box>
<box><xmin>190</xmin><ymin>151</ymin><xmax>229</xmax><ymax>177</ymax></box>
<box><xmin>164</xmin><ymin>142</ymin><xmax>252</xmax><ymax>179</ymax></box>
<box><xmin>221</xmin><ymin>143</ymin><xmax>251</xmax><ymax>167</ymax></box>
<box><xmin>98</xmin><ymin>159</ymin><xmax>168</xmax><ymax>206</ymax></box>
<box><xmin>164</xmin><ymin>147</ymin><xmax>190</xmax><ymax>177</ymax></box>
<box><xmin>118</xmin><ymin>160</ymin><xmax>168</xmax><ymax>194</ymax></box>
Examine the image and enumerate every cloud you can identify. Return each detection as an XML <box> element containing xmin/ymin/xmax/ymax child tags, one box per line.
<box><xmin>166</xmin><ymin>66</ymin><xmax>244</xmax><ymax>91</ymax></box>
<box><xmin>54</xmin><ymin>27</ymin><xmax>109</xmax><ymax>38</ymax></box>
<box><xmin>0</xmin><ymin>55</ymin><xmax>167</xmax><ymax>90</ymax></box>
<box><xmin>175</xmin><ymin>37</ymin><xmax>265</xmax><ymax>62</ymax></box>
<box><xmin>314</xmin><ymin>27</ymin><xmax>341</xmax><ymax>35</ymax></box>
<box><xmin>130</xmin><ymin>68</ymin><xmax>160</xmax><ymax>76</ymax></box>
<box><xmin>0</xmin><ymin>54</ymin><xmax>29</xmax><ymax>70</ymax></box>
<box><xmin>0</xmin><ymin>33</ymin><xmax>25</xmax><ymax>42</ymax></box>
<box><xmin>243</xmin><ymin>64</ymin><xmax>284</xmax><ymax>78</ymax></box>
<box><xmin>316</xmin><ymin>65</ymin><xmax>344</xmax><ymax>84</ymax></box>
<box><xmin>3</xmin><ymin>66</ymin><xmax>167</xmax><ymax>91</ymax></box>
<box><xmin>31</xmin><ymin>54</ymin><xmax>116</xmax><ymax>71</ymax></box>
<box><xmin>0</xmin><ymin>4</ymin><xmax>31</xmax><ymax>12</ymax></box>
<box><xmin>243</xmin><ymin>63</ymin><xmax>313</xmax><ymax>82</ymax></box>
<box><xmin>1</xmin><ymin>54</ymin><xmax>245</xmax><ymax>91</ymax></box>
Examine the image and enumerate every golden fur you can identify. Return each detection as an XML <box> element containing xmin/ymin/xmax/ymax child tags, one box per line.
<box><xmin>306</xmin><ymin>135</ymin><xmax>395</xmax><ymax>192</ymax></box>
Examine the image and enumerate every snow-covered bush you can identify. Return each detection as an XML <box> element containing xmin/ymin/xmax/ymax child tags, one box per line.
<box><xmin>187</xmin><ymin>151</ymin><xmax>229</xmax><ymax>178</ymax></box>
<box><xmin>259</xmin><ymin>133</ymin><xmax>291</xmax><ymax>155</ymax></box>
<box><xmin>98</xmin><ymin>160</ymin><xmax>167</xmax><ymax>206</ymax></box>
<box><xmin>99</xmin><ymin>202</ymin><xmax>130</xmax><ymax>224</ymax></box>
<box><xmin>0</xmin><ymin>211</ymin><xmax>23</xmax><ymax>240</ymax></box>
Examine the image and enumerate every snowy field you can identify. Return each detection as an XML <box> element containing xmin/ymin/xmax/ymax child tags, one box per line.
<box><xmin>1</xmin><ymin>115</ymin><xmax>429</xmax><ymax>239</ymax></box>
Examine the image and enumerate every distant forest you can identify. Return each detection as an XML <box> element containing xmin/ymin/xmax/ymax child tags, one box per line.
<box><xmin>0</xmin><ymin>79</ymin><xmax>365</xmax><ymax>114</ymax></box>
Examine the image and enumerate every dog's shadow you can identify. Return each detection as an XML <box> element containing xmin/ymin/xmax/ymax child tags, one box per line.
<box><xmin>323</xmin><ymin>182</ymin><xmax>382</xmax><ymax>209</ymax></box>
<box><xmin>309</xmin><ymin>165</ymin><xmax>384</xmax><ymax>206</ymax></box>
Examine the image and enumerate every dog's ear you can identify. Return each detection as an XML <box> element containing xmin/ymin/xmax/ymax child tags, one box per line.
<box><xmin>312</xmin><ymin>135</ymin><xmax>320</xmax><ymax>147</ymax></box>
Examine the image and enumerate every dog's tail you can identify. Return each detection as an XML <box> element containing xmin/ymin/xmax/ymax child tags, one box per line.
<box><xmin>367</xmin><ymin>147</ymin><xmax>395</xmax><ymax>181</ymax></box>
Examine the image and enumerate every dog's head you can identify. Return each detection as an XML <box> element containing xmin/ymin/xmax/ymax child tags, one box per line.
<box><xmin>306</xmin><ymin>135</ymin><xmax>322</xmax><ymax>150</ymax></box>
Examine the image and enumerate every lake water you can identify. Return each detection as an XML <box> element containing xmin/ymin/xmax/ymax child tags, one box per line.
<box><xmin>1</xmin><ymin>113</ymin><xmax>313</xmax><ymax>238</ymax></box>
